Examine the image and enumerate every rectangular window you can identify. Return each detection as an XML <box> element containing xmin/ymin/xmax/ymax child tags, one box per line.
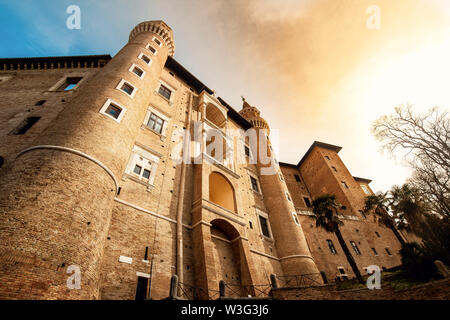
<box><xmin>158</xmin><ymin>84</ymin><xmax>172</xmax><ymax>100</ymax></box>
<box><xmin>35</xmin><ymin>100</ymin><xmax>46</xmax><ymax>106</ymax></box>
<box><xmin>249</xmin><ymin>221</ymin><xmax>253</xmax><ymax>229</ymax></box>
<box><xmin>385</xmin><ymin>248</ymin><xmax>392</xmax><ymax>256</ymax></box>
<box><xmin>59</xmin><ymin>77</ymin><xmax>82</xmax><ymax>91</ymax></box>
<box><xmin>100</xmin><ymin>99</ymin><xmax>126</xmax><ymax>123</ymax></box>
<box><xmin>332</xmin><ymin>166</ymin><xmax>337</xmax><ymax>172</ymax></box>
<box><xmin>153</xmin><ymin>37</ymin><xmax>162</xmax><ymax>46</ymax></box>
<box><xmin>139</xmin><ymin>53</ymin><xmax>151</xmax><ymax>65</ymax></box>
<box><xmin>132</xmin><ymin>66</ymin><xmax>144</xmax><ymax>78</ymax></box>
<box><xmin>292</xmin><ymin>212</ymin><xmax>300</xmax><ymax>225</ymax></box>
<box><xmin>244</xmin><ymin>146</ymin><xmax>250</xmax><ymax>157</ymax></box>
<box><xmin>361</xmin><ymin>184</ymin><xmax>371</xmax><ymax>195</ymax></box>
<box><xmin>120</xmin><ymin>82</ymin><xmax>135</xmax><ymax>96</ymax></box>
<box><xmin>286</xmin><ymin>192</ymin><xmax>291</xmax><ymax>202</ymax></box>
<box><xmin>294</xmin><ymin>174</ymin><xmax>301</xmax><ymax>182</ymax></box>
<box><xmin>375</xmin><ymin>231</ymin><xmax>380</xmax><ymax>238</ymax></box>
<box><xmin>341</xmin><ymin>181</ymin><xmax>349</xmax><ymax>189</ymax></box>
<box><xmin>303</xmin><ymin>197</ymin><xmax>312</xmax><ymax>207</ymax></box>
<box><xmin>105</xmin><ymin>103</ymin><xmax>122</xmax><ymax>119</ymax></box>
<box><xmin>259</xmin><ymin>215</ymin><xmax>270</xmax><ymax>238</ymax></box>
<box><xmin>371</xmin><ymin>247</ymin><xmax>378</xmax><ymax>255</ymax></box>
<box><xmin>126</xmin><ymin>145</ymin><xmax>160</xmax><ymax>186</ymax></box>
<box><xmin>325</xmin><ymin>155</ymin><xmax>330</xmax><ymax>160</ymax></box>
<box><xmin>338</xmin><ymin>267</ymin><xmax>346</xmax><ymax>275</ymax></box>
<box><xmin>147</xmin><ymin>112</ymin><xmax>164</xmax><ymax>134</ymax></box>
<box><xmin>146</xmin><ymin>44</ymin><xmax>157</xmax><ymax>55</ymax></box>
<box><xmin>9</xmin><ymin>117</ymin><xmax>40</xmax><ymax>135</ymax></box>
<box><xmin>350</xmin><ymin>241</ymin><xmax>361</xmax><ymax>255</ymax></box>
<box><xmin>327</xmin><ymin>240</ymin><xmax>337</xmax><ymax>254</ymax></box>
<box><xmin>250</xmin><ymin>176</ymin><xmax>259</xmax><ymax>193</ymax></box>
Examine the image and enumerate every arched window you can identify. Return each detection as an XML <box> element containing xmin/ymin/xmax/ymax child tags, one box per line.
<box><xmin>209</xmin><ymin>172</ymin><xmax>236</xmax><ymax>212</ymax></box>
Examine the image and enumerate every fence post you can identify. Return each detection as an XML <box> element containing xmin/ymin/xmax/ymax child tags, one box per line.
<box><xmin>270</xmin><ymin>274</ymin><xmax>278</xmax><ymax>289</ymax></box>
<box><xmin>169</xmin><ymin>275</ymin><xmax>179</xmax><ymax>299</ymax></box>
<box><xmin>219</xmin><ymin>280</ymin><xmax>226</xmax><ymax>298</ymax></box>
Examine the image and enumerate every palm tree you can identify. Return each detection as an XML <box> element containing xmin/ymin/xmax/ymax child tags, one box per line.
<box><xmin>311</xmin><ymin>194</ymin><xmax>364</xmax><ymax>284</ymax></box>
<box><xmin>361</xmin><ymin>192</ymin><xmax>407</xmax><ymax>247</ymax></box>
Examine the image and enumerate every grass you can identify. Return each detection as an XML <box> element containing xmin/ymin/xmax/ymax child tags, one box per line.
<box><xmin>335</xmin><ymin>270</ymin><xmax>439</xmax><ymax>291</ymax></box>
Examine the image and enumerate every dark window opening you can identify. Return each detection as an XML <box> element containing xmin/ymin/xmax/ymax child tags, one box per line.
<box><xmin>0</xmin><ymin>156</ymin><xmax>4</xmax><ymax>168</ymax></box>
<box><xmin>304</xmin><ymin>197</ymin><xmax>312</xmax><ymax>207</ymax></box>
<box><xmin>338</xmin><ymin>267</ymin><xmax>346</xmax><ymax>275</ymax></box>
<box><xmin>332</xmin><ymin>166</ymin><xmax>337</xmax><ymax>172</ymax></box>
<box><xmin>105</xmin><ymin>103</ymin><xmax>122</xmax><ymax>119</ymax></box>
<box><xmin>250</xmin><ymin>176</ymin><xmax>259</xmax><ymax>192</ymax></box>
<box><xmin>134</xmin><ymin>165</ymin><xmax>142</xmax><ymax>175</ymax></box>
<box><xmin>350</xmin><ymin>241</ymin><xmax>361</xmax><ymax>255</ymax></box>
<box><xmin>341</xmin><ymin>181</ymin><xmax>349</xmax><ymax>189</ymax></box>
<box><xmin>35</xmin><ymin>100</ymin><xmax>46</xmax><ymax>106</ymax></box>
<box><xmin>147</xmin><ymin>45</ymin><xmax>156</xmax><ymax>54</ymax></box>
<box><xmin>249</xmin><ymin>221</ymin><xmax>253</xmax><ymax>229</ymax></box>
<box><xmin>147</xmin><ymin>113</ymin><xmax>164</xmax><ymax>134</ymax></box>
<box><xmin>259</xmin><ymin>216</ymin><xmax>270</xmax><ymax>238</ymax></box>
<box><xmin>244</xmin><ymin>146</ymin><xmax>250</xmax><ymax>157</ymax></box>
<box><xmin>121</xmin><ymin>82</ymin><xmax>134</xmax><ymax>95</ymax></box>
<box><xmin>371</xmin><ymin>247</ymin><xmax>378</xmax><ymax>255</ymax></box>
<box><xmin>59</xmin><ymin>77</ymin><xmax>82</xmax><ymax>91</ymax></box>
<box><xmin>132</xmin><ymin>66</ymin><xmax>144</xmax><ymax>77</ymax></box>
<box><xmin>10</xmin><ymin>117</ymin><xmax>40</xmax><ymax>135</ymax></box>
<box><xmin>140</xmin><ymin>54</ymin><xmax>151</xmax><ymax>64</ymax></box>
<box><xmin>325</xmin><ymin>155</ymin><xmax>330</xmax><ymax>160</ymax></box>
<box><xmin>158</xmin><ymin>84</ymin><xmax>172</xmax><ymax>100</ymax></box>
<box><xmin>294</xmin><ymin>174</ymin><xmax>301</xmax><ymax>182</ymax></box>
<box><xmin>142</xmin><ymin>169</ymin><xmax>151</xmax><ymax>179</ymax></box>
<box><xmin>375</xmin><ymin>231</ymin><xmax>380</xmax><ymax>238</ymax></box>
<box><xmin>327</xmin><ymin>239</ymin><xmax>337</xmax><ymax>254</ymax></box>
<box><xmin>385</xmin><ymin>248</ymin><xmax>392</xmax><ymax>256</ymax></box>
<box><xmin>135</xmin><ymin>276</ymin><xmax>148</xmax><ymax>300</ymax></box>
<box><xmin>153</xmin><ymin>37</ymin><xmax>161</xmax><ymax>46</ymax></box>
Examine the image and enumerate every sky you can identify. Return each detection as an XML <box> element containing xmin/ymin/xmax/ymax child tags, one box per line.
<box><xmin>1</xmin><ymin>0</ymin><xmax>449</xmax><ymax>192</ymax></box>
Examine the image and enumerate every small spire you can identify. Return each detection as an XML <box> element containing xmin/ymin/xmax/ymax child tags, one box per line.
<box><xmin>241</xmin><ymin>95</ymin><xmax>246</xmax><ymax>102</ymax></box>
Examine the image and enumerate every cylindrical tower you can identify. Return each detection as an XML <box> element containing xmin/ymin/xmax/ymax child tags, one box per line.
<box><xmin>239</xmin><ymin>99</ymin><xmax>321</xmax><ymax>277</ymax></box>
<box><xmin>0</xmin><ymin>21</ymin><xmax>174</xmax><ymax>299</ymax></box>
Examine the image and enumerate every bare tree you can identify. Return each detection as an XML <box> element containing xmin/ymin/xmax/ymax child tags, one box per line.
<box><xmin>372</xmin><ymin>105</ymin><xmax>450</xmax><ymax>218</ymax></box>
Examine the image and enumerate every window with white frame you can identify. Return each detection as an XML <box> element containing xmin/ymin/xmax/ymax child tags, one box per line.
<box><xmin>116</xmin><ymin>79</ymin><xmax>137</xmax><ymax>98</ymax></box>
<box><xmin>143</xmin><ymin>106</ymin><xmax>170</xmax><ymax>137</ymax></box>
<box><xmin>292</xmin><ymin>212</ymin><xmax>300</xmax><ymax>225</ymax></box>
<box><xmin>152</xmin><ymin>36</ymin><xmax>162</xmax><ymax>47</ymax></box>
<box><xmin>138</xmin><ymin>53</ymin><xmax>152</xmax><ymax>66</ymax></box>
<box><xmin>286</xmin><ymin>192</ymin><xmax>292</xmax><ymax>202</ymax></box>
<box><xmin>125</xmin><ymin>145</ymin><xmax>160</xmax><ymax>186</ymax></box>
<box><xmin>155</xmin><ymin>80</ymin><xmax>176</xmax><ymax>104</ymax></box>
<box><xmin>99</xmin><ymin>99</ymin><xmax>127</xmax><ymax>123</ymax></box>
<box><xmin>146</xmin><ymin>44</ymin><xmax>157</xmax><ymax>55</ymax></box>
<box><xmin>158</xmin><ymin>83</ymin><xmax>172</xmax><ymax>100</ymax></box>
<box><xmin>256</xmin><ymin>209</ymin><xmax>272</xmax><ymax>239</ymax></box>
<box><xmin>129</xmin><ymin>64</ymin><xmax>146</xmax><ymax>80</ymax></box>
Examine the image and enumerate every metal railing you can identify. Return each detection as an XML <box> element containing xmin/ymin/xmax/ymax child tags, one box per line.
<box><xmin>275</xmin><ymin>273</ymin><xmax>323</xmax><ymax>288</ymax></box>
<box><xmin>219</xmin><ymin>281</ymin><xmax>272</xmax><ymax>299</ymax></box>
